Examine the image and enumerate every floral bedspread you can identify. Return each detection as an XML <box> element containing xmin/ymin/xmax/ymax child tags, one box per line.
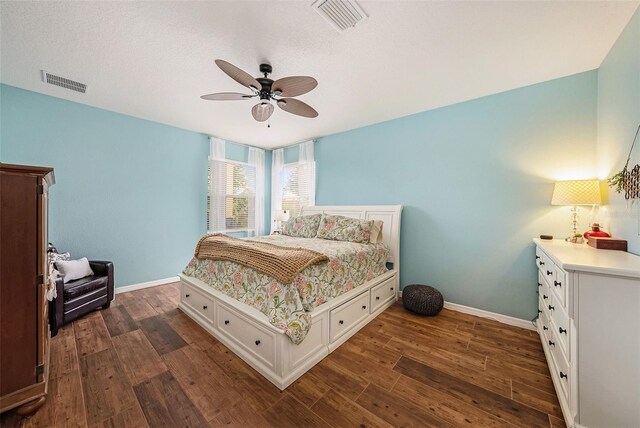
<box><xmin>182</xmin><ymin>235</ymin><xmax>389</xmax><ymax>344</ymax></box>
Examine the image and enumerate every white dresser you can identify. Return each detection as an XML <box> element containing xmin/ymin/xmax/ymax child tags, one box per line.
<box><xmin>534</xmin><ymin>239</ymin><xmax>640</xmax><ymax>428</ymax></box>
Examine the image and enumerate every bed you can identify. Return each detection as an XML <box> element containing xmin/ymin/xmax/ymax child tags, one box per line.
<box><xmin>178</xmin><ymin>205</ymin><xmax>402</xmax><ymax>390</ymax></box>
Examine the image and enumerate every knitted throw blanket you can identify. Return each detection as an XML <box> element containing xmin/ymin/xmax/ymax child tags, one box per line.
<box><xmin>194</xmin><ymin>234</ymin><xmax>329</xmax><ymax>284</ymax></box>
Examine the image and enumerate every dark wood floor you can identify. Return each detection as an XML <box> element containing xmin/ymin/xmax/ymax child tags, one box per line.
<box><xmin>1</xmin><ymin>283</ymin><xmax>566</xmax><ymax>428</ymax></box>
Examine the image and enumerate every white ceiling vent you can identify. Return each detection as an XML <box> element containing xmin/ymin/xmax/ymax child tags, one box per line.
<box><xmin>41</xmin><ymin>70</ymin><xmax>87</xmax><ymax>93</ymax></box>
<box><xmin>312</xmin><ymin>0</ymin><xmax>368</xmax><ymax>32</ymax></box>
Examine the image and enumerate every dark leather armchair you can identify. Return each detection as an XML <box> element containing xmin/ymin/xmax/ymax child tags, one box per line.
<box><xmin>51</xmin><ymin>260</ymin><xmax>114</xmax><ymax>336</ymax></box>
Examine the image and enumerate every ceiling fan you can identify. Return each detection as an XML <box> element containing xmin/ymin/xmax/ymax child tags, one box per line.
<box><xmin>201</xmin><ymin>59</ymin><xmax>319</xmax><ymax>123</ymax></box>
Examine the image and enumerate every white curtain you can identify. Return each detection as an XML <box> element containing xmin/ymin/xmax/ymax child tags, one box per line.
<box><xmin>208</xmin><ymin>137</ymin><xmax>226</xmax><ymax>233</ymax></box>
<box><xmin>299</xmin><ymin>140</ymin><xmax>316</xmax><ymax>207</ymax></box>
<box><xmin>248</xmin><ymin>147</ymin><xmax>265</xmax><ymax>236</ymax></box>
<box><xmin>271</xmin><ymin>148</ymin><xmax>284</xmax><ymax>233</ymax></box>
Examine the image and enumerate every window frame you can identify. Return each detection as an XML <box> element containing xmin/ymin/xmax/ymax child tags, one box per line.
<box><xmin>207</xmin><ymin>158</ymin><xmax>257</xmax><ymax>234</ymax></box>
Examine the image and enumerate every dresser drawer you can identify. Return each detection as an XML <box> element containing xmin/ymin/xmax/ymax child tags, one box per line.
<box><xmin>551</xmin><ymin>266</ymin><xmax>567</xmax><ymax>307</ymax></box>
<box><xmin>370</xmin><ymin>276</ymin><xmax>396</xmax><ymax>312</ymax></box>
<box><xmin>330</xmin><ymin>291</ymin><xmax>370</xmax><ymax>343</ymax></box>
<box><xmin>216</xmin><ymin>303</ymin><xmax>277</xmax><ymax>370</ymax></box>
<box><xmin>549</xmin><ymin>300</ymin><xmax>570</xmax><ymax>360</ymax></box>
<box><xmin>535</xmin><ymin>247</ymin><xmax>545</xmax><ymax>271</ymax></box>
<box><xmin>181</xmin><ymin>284</ymin><xmax>214</xmax><ymax>323</ymax></box>
<box><xmin>538</xmin><ymin>271</ymin><xmax>551</xmax><ymax>307</ymax></box>
<box><xmin>538</xmin><ymin>297</ymin><xmax>551</xmax><ymax>339</ymax></box>
<box><xmin>549</xmin><ymin>328</ymin><xmax>571</xmax><ymax>405</ymax></box>
<box><xmin>541</xmin><ymin>258</ymin><xmax>556</xmax><ymax>287</ymax></box>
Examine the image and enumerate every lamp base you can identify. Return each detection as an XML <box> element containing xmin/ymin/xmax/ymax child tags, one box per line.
<box><xmin>565</xmin><ymin>236</ymin><xmax>584</xmax><ymax>244</ymax></box>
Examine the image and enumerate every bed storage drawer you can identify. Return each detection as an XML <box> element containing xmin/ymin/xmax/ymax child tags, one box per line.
<box><xmin>329</xmin><ymin>291</ymin><xmax>370</xmax><ymax>343</ymax></box>
<box><xmin>370</xmin><ymin>276</ymin><xmax>396</xmax><ymax>312</ymax></box>
<box><xmin>216</xmin><ymin>302</ymin><xmax>277</xmax><ymax>370</ymax></box>
<box><xmin>181</xmin><ymin>283</ymin><xmax>214</xmax><ymax>323</ymax></box>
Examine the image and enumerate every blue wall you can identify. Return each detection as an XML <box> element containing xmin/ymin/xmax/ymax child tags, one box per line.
<box><xmin>315</xmin><ymin>71</ymin><xmax>598</xmax><ymax>320</ymax></box>
<box><xmin>0</xmin><ymin>84</ymin><xmax>271</xmax><ymax>288</ymax></box>
<box><xmin>597</xmin><ymin>7</ymin><xmax>640</xmax><ymax>254</ymax></box>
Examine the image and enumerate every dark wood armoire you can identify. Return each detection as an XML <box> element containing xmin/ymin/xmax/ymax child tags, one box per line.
<box><xmin>0</xmin><ymin>163</ymin><xmax>55</xmax><ymax>415</ymax></box>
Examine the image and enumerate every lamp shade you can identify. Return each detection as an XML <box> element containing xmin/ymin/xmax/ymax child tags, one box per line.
<box><xmin>276</xmin><ymin>210</ymin><xmax>290</xmax><ymax>222</ymax></box>
<box><xmin>551</xmin><ymin>180</ymin><xmax>601</xmax><ymax>206</ymax></box>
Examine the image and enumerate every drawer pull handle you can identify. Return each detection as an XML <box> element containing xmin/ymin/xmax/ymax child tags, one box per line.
<box><xmin>224</xmin><ymin>320</ymin><xmax>229</xmax><ymax>325</ymax></box>
<box><xmin>537</xmin><ymin>282</ymin><xmax>542</xmax><ymax>287</ymax></box>
<box><xmin>548</xmin><ymin>305</ymin><xmax>555</xmax><ymax>311</ymax></box>
<box><xmin>376</xmin><ymin>296</ymin><xmax>380</xmax><ymax>300</ymax></box>
<box><xmin>554</xmin><ymin>280</ymin><xmax>561</xmax><ymax>287</ymax></box>
<box><xmin>255</xmin><ymin>340</ymin><xmax>261</xmax><ymax>346</ymax></box>
<box><xmin>543</xmin><ymin>295</ymin><xmax>548</xmax><ymax>300</ymax></box>
<box><xmin>202</xmin><ymin>305</ymin><xmax>208</xmax><ymax>310</ymax></box>
<box><xmin>548</xmin><ymin>340</ymin><xmax>555</xmax><ymax>347</ymax></box>
<box><xmin>537</xmin><ymin>309</ymin><xmax>542</xmax><ymax>314</ymax></box>
<box><xmin>540</xmin><ymin>261</ymin><xmax>545</xmax><ymax>266</ymax></box>
<box><xmin>535</xmin><ymin>255</ymin><xmax>540</xmax><ymax>260</ymax></box>
<box><xmin>390</xmin><ymin>287</ymin><xmax>394</xmax><ymax>291</ymax></box>
<box><xmin>185</xmin><ymin>294</ymin><xmax>190</xmax><ymax>298</ymax></box>
<box><xmin>339</xmin><ymin>320</ymin><xmax>344</xmax><ymax>325</ymax></box>
<box><xmin>543</xmin><ymin>326</ymin><xmax>548</xmax><ymax>331</ymax></box>
<box><xmin>559</xmin><ymin>327</ymin><xmax>567</xmax><ymax>334</ymax></box>
<box><xmin>560</xmin><ymin>371</ymin><xmax>568</xmax><ymax>379</ymax></box>
<box><xmin>546</xmin><ymin>270</ymin><xmax>553</xmax><ymax>276</ymax></box>
<box><xmin>362</xmin><ymin>305</ymin><xmax>367</xmax><ymax>310</ymax></box>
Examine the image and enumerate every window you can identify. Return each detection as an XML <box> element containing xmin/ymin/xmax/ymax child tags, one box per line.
<box><xmin>280</xmin><ymin>162</ymin><xmax>314</xmax><ymax>217</ymax></box>
<box><xmin>271</xmin><ymin>141</ymin><xmax>316</xmax><ymax>231</ymax></box>
<box><xmin>208</xmin><ymin>160</ymin><xmax>256</xmax><ymax>233</ymax></box>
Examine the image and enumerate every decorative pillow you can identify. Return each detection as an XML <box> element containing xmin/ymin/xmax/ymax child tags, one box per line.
<box><xmin>49</xmin><ymin>251</ymin><xmax>71</xmax><ymax>264</ymax></box>
<box><xmin>316</xmin><ymin>214</ymin><xmax>374</xmax><ymax>244</ymax></box>
<box><xmin>282</xmin><ymin>214</ymin><xmax>322</xmax><ymax>238</ymax></box>
<box><xmin>370</xmin><ymin>220</ymin><xmax>384</xmax><ymax>244</ymax></box>
<box><xmin>56</xmin><ymin>257</ymin><xmax>94</xmax><ymax>283</ymax></box>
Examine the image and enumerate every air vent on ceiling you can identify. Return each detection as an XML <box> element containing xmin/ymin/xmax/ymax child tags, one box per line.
<box><xmin>41</xmin><ymin>70</ymin><xmax>87</xmax><ymax>94</ymax></box>
<box><xmin>312</xmin><ymin>0</ymin><xmax>368</xmax><ymax>32</ymax></box>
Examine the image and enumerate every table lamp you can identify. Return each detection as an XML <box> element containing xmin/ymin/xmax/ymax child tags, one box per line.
<box><xmin>274</xmin><ymin>209</ymin><xmax>290</xmax><ymax>233</ymax></box>
<box><xmin>551</xmin><ymin>179</ymin><xmax>601</xmax><ymax>240</ymax></box>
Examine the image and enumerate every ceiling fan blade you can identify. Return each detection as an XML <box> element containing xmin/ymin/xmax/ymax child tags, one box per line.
<box><xmin>251</xmin><ymin>102</ymin><xmax>274</xmax><ymax>122</ymax></box>
<box><xmin>200</xmin><ymin>92</ymin><xmax>255</xmax><ymax>101</ymax></box>
<box><xmin>277</xmin><ymin>98</ymin><xmax>318</xmax><ymax>118</ymax></box>
<box><xmin>272</xmin><ymin>76</ymin><xmax>318</xmax><ymax>97</ymax></box>
<box><xmin>215</xmin><ymin>59</ymin><xmax>262</xmax><ymax>91</ymax></box>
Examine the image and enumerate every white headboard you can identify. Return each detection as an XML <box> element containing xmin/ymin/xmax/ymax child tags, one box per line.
<box><xmin>300</xmin><ymin>205</ymin><xmax>403</xmax><ymax>271</ymax></box>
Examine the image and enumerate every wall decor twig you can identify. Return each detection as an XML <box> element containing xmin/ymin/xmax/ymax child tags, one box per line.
<box><xmin>608</xmin><ymin>124</ymin><xmax>640</xmax><ymax>200</ymax></box>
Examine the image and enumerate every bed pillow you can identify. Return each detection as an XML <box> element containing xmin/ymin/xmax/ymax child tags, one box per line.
<box><xmin>370</xmin><ymin>220</ymin><xmax>384</xmax><ymax>244</ymax></box>
<box><xmin>56</xmin><ymin>257</ymin><xmax>94</xmax><ymax>283</ymax></box>
<box><xmin>282</xmin><ymin>214</ymin><xmax>322</xmax><ymax>238</ymax></box>
<box><xmin>316</xmin><ymin>214</ymin><xmax>374</xmax><ymax>244</ymax></box>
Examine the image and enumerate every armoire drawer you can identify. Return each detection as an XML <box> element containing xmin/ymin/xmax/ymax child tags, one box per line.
<box><xmin>370</xmin><ymin>276</ymin><xmax>396</xmax><ymax>312</ymax></box>
<box><xmin>216</xmin><ymin>303</ymin><xmax>277</xmax><ymax>370</ymax></box>
<box><xmin>181</xmin><ymin>284</ymin><xmax>214</xmax><ymax>323</ymax></box>
<box><xmin>330</xmin><ymin>291</ymin><xmax>370</xmax><ymax>343</ymax></box>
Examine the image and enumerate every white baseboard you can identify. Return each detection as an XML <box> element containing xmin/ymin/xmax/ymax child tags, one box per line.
<box><xmin>443</xmin><ymin>301</ymin><xmax>536</xmax><ymax>331</ymax></box>
<box><xmin>397</xmin><ymin>291</ymin><xmax>536</xmax><ymax>331</ymax></box>
<box><xmin>115</xmin><ymin>276</ymin><xmax>180</xmax><ymax>294</ymax></box>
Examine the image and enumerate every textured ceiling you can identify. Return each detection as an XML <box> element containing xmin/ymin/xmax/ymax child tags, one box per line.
<box><xmin>1</xmin><ymin>1</ymin><xmax>638</xmax><ymax>148</ymax></box>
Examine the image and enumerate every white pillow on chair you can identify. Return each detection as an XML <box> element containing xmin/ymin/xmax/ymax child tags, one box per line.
<box><xmin>56</xmin><ymin>257</ymin><xmax>94</xmax><ymax>283</ymax></box>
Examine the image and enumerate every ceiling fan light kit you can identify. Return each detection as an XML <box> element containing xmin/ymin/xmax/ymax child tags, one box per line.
<box><xmin>201</xmin><ymin>59</ymin><xmax>318</xmax><ymax>124</ymax></box>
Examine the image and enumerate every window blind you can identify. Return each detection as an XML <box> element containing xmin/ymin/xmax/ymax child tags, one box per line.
<box><xmin>280</xmin><ymin>162</ymin><xmax>314</xmax><ymax>217</ymax></box>
<box><xmin>208</xmin><ymin>160</ymin><xmax>256</xmax><ymax>233</ymax></box>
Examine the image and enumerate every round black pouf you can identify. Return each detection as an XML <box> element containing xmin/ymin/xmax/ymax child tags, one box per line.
<box><xmin>402</xmin><ymin>284</ymin><xmax>444</xmax><ymax>316</ymax></box>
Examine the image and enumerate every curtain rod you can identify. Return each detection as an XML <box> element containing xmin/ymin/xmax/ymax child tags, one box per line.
<box><xmin>269</xmin><ymin>138</ymin><xmax>319</xmax><ymax>151</ymax></box>
<box><xmin>207</xmin><ymin>135</ymin><xmax>319</xmax><ymax>152</ymax></box>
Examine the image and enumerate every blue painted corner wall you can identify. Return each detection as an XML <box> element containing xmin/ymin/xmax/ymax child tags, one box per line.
<box><xmin>0</xmin><ymin>84</ymin><xmax>272</xmax><ymax>287</ymax></box>
<box><xmin>597</xmin><ymin>7</ymin><xmax>640</xmax><ymax>253</ymax></box>
<box><xmin>315</xmin><ymin>71</ymin><xmax>599</xmax><ymax>320</ymax></box>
